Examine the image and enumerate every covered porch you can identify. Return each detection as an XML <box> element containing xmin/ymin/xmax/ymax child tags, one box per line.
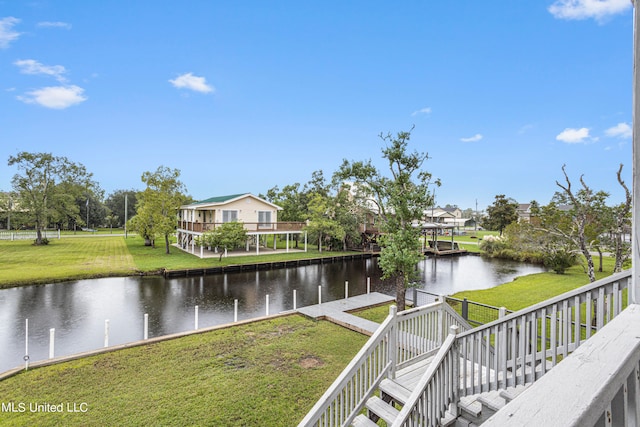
<box><xmin>176</xmin><ymin>227</ymin><xmax>308</xmax><ymax>259</ymax></box>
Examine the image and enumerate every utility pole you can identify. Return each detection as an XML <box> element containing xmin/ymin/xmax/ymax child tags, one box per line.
<box><xmin>7</xmin><ymin>194</ymin><xmax>11</xmax><ymax>231</ymax></box>
<box><xmin>475</xmin><ymin>199</ymin><xmax>478</xmax><ymax>232</ymax></box>
<box><xmin>124</xmin><ymin>193</ymin><xmax>128</xmax><ymax>238</ymax></box>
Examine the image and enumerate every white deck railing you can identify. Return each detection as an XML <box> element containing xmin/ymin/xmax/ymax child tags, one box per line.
<box><xmin>392</xmin><ymin>269</ymin><xmax>632</xmax><ymax>426</ymax></box>
<box><xmin>481</xmin><ymin>304</ymin><xmax>640</xmax><ymax>426</ymax></box>
<box><xmin>393</xmin><ymin>325</ymin><xmax>460</xmax><ymax>427</ymax></box>
<box><xmin>298</xmin><ymin>302</ymin><xmax>470</xmax><ymax>427</ymax></box>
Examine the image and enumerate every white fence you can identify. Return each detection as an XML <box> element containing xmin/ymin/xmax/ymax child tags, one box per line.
<box><xmin>0</xmin><ymin>230</ymin><xmax>61</xmax><ymax>241</ymax></box>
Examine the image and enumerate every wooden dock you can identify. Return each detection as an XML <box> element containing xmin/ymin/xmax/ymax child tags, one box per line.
<box><xmin>297</xmin><ymin>292</ymin><xmax>395</xmax><ymax>335</ymax></box>
<box><xmin>424</xmin><ymin>240</ymin><xmax>467</xmax><ymax>256</ymax></box>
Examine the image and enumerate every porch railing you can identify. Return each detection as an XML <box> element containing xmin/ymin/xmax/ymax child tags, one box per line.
<box><xmin>177</xmin><ymin>221</ymin><xmax>306</xmax><ymax>233</ymax></box>
<box><xmin>479</xmin><ymin>303</ymin><xmax>640</xmax><ymax>426</ymax></box>
<box><xmin>297</xmin><ymin>303</ymin><xmax>471</xmax><ymax>427</ymax></box>
<box><xmin>392</xmin><ymin>269</ymin><xmax>632</xmax><ymax>426</ymax></box>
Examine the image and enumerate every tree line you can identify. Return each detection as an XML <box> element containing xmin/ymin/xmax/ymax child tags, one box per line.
<box><xmin>2</xmin><ymin>130</ymin><xmax>438</xmax><ymax>307</ymax></box>
<box><xmin>481</xmin><ymin>164</ymin><xmax>632</xmax><ymax>282</ymax></box>
<box><xmin>4</xmin><ymin>133</ymin><xmax>631</xmax><ymax>305</ymax></box>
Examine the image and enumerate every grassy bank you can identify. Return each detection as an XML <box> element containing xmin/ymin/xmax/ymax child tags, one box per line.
<box><xmin>0</xmin><ymin>315</ymin><xmax>366</xmax><ymax>426</ymax></box>
<box><xmin>0</xmin><ymin>235</ymin><xmax>361</xmax><ymax>288</ymax></box>
<box><xmin>452</xmin><ymin>256</ymin><xmax>619</xmax><ymax>311</ymax></box>
<box><xmin>0</xmin><ymin>237</ymin><xmax>137</xmax><ymax>288</ymax></box>
<box><xmin>125</xmin><ymin>237</ymin><xmax>360</xmax><ymax>272</ymax></box>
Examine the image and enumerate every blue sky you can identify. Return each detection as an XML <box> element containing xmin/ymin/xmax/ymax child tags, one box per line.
<box><xmin>0</xmin><ymin>1</ymin><xmax>635</xmax><ymax>210</ymax></box>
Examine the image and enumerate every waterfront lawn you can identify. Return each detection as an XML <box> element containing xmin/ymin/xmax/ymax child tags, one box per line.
<box><xmin>125</xmin><ymin>236</ymin><xmax>360</xmax><ymax>272</ymax></box>
<box><xmin>0</xmin><ymin>315</ymin><xmax>366</xmax><ymax>427</ymax></box>
<box><xmin>0</xmin><ymin>237</ymin><xmax>136</xmax><ymax>288</ymax></box>
<box><xmin>452</xmin><ymin>257</ymin><xmax>619</xmax><ymax>311</ymax></box>
<box><xmin>0</xmin><ymin>235</ymin><xmax>363</xmax><ymax>288</ymax></box>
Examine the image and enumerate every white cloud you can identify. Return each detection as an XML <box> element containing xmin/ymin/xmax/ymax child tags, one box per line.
<box><xmin>460</xmin><ymin>134</ymin><xmax>483</xmax><ymax>143</ymax></box>
<box><xmin>169</xmin><ymin>72</ymin><xmax>214</xmax><ymax>94</ymax></box>
<box><xmin>0</xmin><ymin>16</ymin><xmax>21</xmax><ymax>49</ymax></box>
<box><xmin>605</xmin><ymin>122</ymin><xmax>632</xmax><ymax>139</ymax></box>
<box><xmin>411</xmin><ymin>107</ymin><xmax>432</xmax><ymax>117</ymax></box>
<box><xmin>17</xmin><ymin>85</ymin><xmax>87</xmax><ymax>109</ymax></box>
<box><xmin>556</xmin><ymin>127</ymin><xmax>591</xmax><ymax>143</ymax></box>
<box><xmin>37</xmin><ymin>21</ymin><xmax>72</xmax><ymax>30</ymax></box>
<box><xmin>548</xmin><ymin>0</ymin><xmax>631</xmax><ymax>22</ymax></box>
<box><xmin>14</xmin><ymin>59</ymin><xmax>68</xmax><ymax>83</ymax></box>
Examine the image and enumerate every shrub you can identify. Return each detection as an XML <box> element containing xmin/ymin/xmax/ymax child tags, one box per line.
<box><xmin>543</xmin><ymin>248</ymin><xmax>578</xmax><ymax>274</ymax></box>
<box><xmin>478</xmin><ymin>235</ymin><xmax>508</xmax><ymax>254</ymax></box>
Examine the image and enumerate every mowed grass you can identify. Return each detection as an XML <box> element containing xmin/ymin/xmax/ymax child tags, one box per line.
<box><xmin>452</xmin><ymin>256</ymin><xmax>620</xmax><ymax>311</ymax></box>
<box><xmin>0</xmin><ymin>237</ymin><xmax>137</xmax><ymax>288</ymax></box>
<box><xmin>125</xmin><ymin>236</ymin><xmax>360</xmax><ymax>271</ymax></box>
<box><xmin>0</xmin><ymin>315</ymin><xmax>367</xmax><ymax>427</ymax></box>
<box><xmin>0</xmin><ymin>235</ymin><xmax>361</xmax><ymax>288</ymax></box>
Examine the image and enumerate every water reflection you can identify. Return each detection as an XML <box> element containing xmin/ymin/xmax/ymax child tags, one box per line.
<box><xmin>0</xmin><ymin>256</ymin><xmax>545</xmax><ymax>372</ymax></box>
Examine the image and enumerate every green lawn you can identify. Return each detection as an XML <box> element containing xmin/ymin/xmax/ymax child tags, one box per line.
<box><xmin>0</xmin><ymin>315</ymin><xmax>366</xmax><ymax>427</ymax></box>
<box><xmin>125</xmin><ymin>236</ymin><xmax>360</xmax><ymax>272</ymax></box>
<box><xmin>0</xmin><ymin>237</ymin><xmax>137</xmax><ymax>288</ymax></box>
<box><xmin>451</xmin><ymin>256</ymin><xmax>619</xmax><ymax>311</ymax></box>
<box><xmin>0</xmin><ymin>235</ymin><xmax>362</xmax><ymax>288</ymax></box>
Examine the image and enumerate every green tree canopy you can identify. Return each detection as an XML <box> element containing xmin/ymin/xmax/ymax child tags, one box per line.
<box><xmin>129</xmin><ymin>166</ymin><xmax>187</xmax><ymax>254</ymax></box>
<box><xmin>8</xmin><ymin>152</ymin><xmax>97</xmax><ymax>244</ymax></box>
<box><xmin>105</xmin><ymin>189</ymin><xmax>138</xmax><ymax>227</ymax></box>
<box><xmin>483</xmin><ymin>195</ymin><xmax>519</xmax><ymax>235</ymax></box>
<box><xmin>335</xmin><ymin>128</ymin><xmax>438</xmax><ymax>308</ymax></box>
<box><xmin>196</xmin><ymin>221</ymin><xmax>248</xmax><ymax>261</ymax></box>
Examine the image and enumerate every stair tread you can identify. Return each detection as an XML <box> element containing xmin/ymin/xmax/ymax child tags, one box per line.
<box><xmin>365</xmin><ymin>396</ymin><xmax>400</xmax><ymax>424</ymax></box>
<box><xmin>440</xmin><ymin>410</ymin><xmax>457</xmax><ymax>426</ymax></box>
<box><xmin>380</xmin><ymin>378</ymin><xmax>412</xmax><ymax>404</ymax></box>
<box><xmin>459</xmin><ymin>398</ymin><xmax>482</xmax><ymax>417</ymax></box>
<box><xmin>352</xmin><ymin>414</ymin><xmax>379</xmax><ymax>427</ymax></box>
<box><xmin>499</xmin><ymin>384</ymin><xmax>529</xmax><ymax>402</ymax></box>
<box><xmin>477</xmin><ymin>392</ymin><xmax>506</xmax><ymax>412</ymax></box>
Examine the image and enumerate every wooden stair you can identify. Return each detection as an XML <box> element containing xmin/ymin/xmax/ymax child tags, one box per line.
<box><xmin>351</xmin><ymin>355</ymin><xmax>457</xmax><ymax>427</ymax></box>
<box><xmin>349</xmin><ymin>353</ymin><xmax>531</xmax><ymax>427</ymax></box>
<box><xmin>456</xmin><ymin>384</ymin><xmax>530</xmax><ymax>426</ymax></box>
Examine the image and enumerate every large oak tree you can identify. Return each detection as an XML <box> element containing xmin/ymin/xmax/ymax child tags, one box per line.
<box><xmin>8</xmin><ymin>152</ymin><xmax>96</xmax><ymax>245</ymax></box>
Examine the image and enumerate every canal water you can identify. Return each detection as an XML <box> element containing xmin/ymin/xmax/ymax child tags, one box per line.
<box><xmin>0</xmin><ymin>255</ymin><xmax>545</xmax><ymax>373</ymax></box>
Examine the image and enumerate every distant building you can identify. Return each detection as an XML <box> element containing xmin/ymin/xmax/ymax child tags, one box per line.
<box><xmin>517</xmin><ymin>203</ymin><xmax>532</xmax><ymax>223</ymax></box>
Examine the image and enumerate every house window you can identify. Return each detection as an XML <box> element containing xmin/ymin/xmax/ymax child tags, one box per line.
<box><xmin>222</xmin><ymin>210</ymin><xmax>238</xmax><ymax>223</ymax></box>
<box><xmin>258</xmin><ymin>211</ymin><xmax>272</xmax><ymax>229</ymax></box>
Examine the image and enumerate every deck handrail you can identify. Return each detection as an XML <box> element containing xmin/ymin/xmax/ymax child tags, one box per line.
<box><xmin>392</xmin><ymin>326</ymin><xmax>460</xmax><ymax>427</ymax></box>
<box><xmin>297</xmin><ymin>305</ymin><xmax>399</xmax><ymax>427</ymax></box>
<box><xmin>456</xmin><ymin>269</ymin><xmax>631</xmax><ymax>395</ymax></box>
<box><xmin>394</xmin><ymin>302</ymin><xmax>470</xmax><ymax>371</ymax></box>
<box><xmin>481</xmin><ymin>303</ymin><xmax>640</xmax><ymax>426</ymax></box>
<box><xmin>392</xmin><ymin>270</ymin><xmax>632</xmax><ymax>426</ymax></box>
<box><xmin>298</xmin><ymin>302</ymin><xmax>470</xmax><ymax>426</ymax></box>
<box><xmin>178</xmin><ymin>220</ymin><xmax>306</xmax><ymax>233</ymax></box>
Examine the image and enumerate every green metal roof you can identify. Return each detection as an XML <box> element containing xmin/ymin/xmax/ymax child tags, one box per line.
<box><xmin>181</xmin><ymin>193</ymin><xmax>282</xmax><ymax>210</ymax></box>
<box><xmin>194</xmin><ymin>193</ymin><xmax>248</xmax><ymax>205</ymax></box>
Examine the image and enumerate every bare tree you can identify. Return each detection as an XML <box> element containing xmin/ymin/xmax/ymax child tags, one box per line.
<box><xmin>612</xmin><ymin>164</ymin><xmax>632</xmax><ymax>272</ymax></box>
<box><xmin>555</xmin><ymin>165</ymin><xmax>609</xmax><ymax>282</ymax></box>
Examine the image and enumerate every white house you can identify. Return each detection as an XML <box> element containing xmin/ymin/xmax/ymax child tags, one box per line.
<box><xmin>176</xmin><ymin>193</ymin><xmax>306</xmax><ymax>257</ymax></box>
